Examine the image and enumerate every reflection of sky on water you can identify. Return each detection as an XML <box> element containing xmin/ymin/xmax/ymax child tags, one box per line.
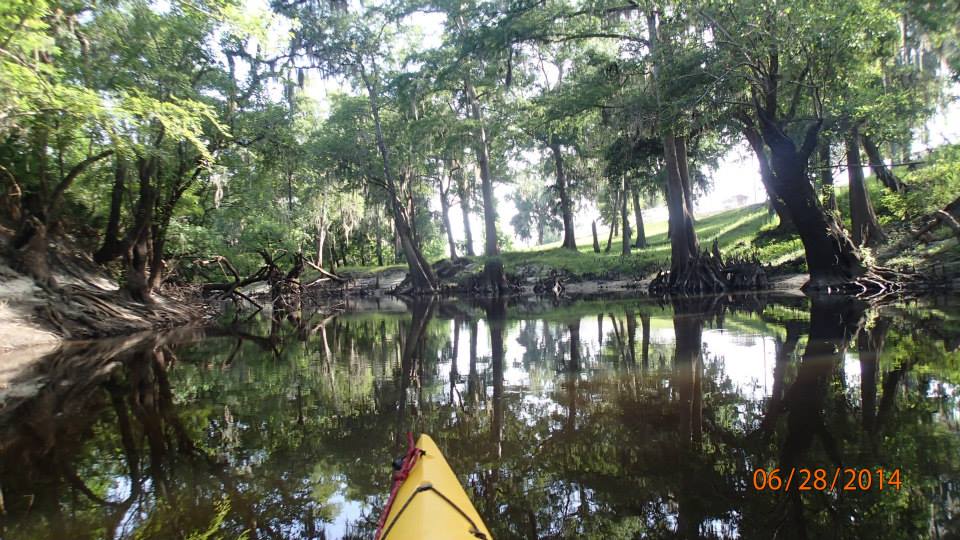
<box><xmin>5</xmin><ymin>299</ymin><xmax>960</xmax><ymax>540</ymax></box>
<box><xmin>702</xmin><ymin>329</ymin><xmax>778</xmax><ymax>401</ymax></box>
<box><xmin>442</xmin><ymin>316</ymin><xmax>782</xmax><ymax>403</ymax></box>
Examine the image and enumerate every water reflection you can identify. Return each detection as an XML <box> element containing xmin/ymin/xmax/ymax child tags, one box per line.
<box><xmin>1</xmin><ymin>296</ymin><xmax>959</xmax><ymax>539</ymax></box>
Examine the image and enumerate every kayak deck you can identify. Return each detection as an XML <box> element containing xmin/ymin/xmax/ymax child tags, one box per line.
<box><xmin>378</xmin><ymin>434</ymin><xmax>492</xmax><ymax>540</ymax></box>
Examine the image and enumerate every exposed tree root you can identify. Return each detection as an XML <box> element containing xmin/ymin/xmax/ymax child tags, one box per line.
<box><xmin>38</xmin><ymin>284</ymin><xmax>203</xmax><ymax>339</ymax></box>
<box><xmin>532</xmin><ymin>270</ymin><xmax>566</xmax><ymax>296</ymax></box>
<box><xmin>807</xmin><ymin>266</ymin><xmax>926</xmax><ymax>301</ymax></box>
<box><xmin>648</xmin><ymin>244</ymin><xmax>768</xmax><ymax>296</ymax></box>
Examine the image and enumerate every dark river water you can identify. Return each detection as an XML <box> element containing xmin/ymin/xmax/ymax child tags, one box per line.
<box><xmin>1</xmin><ymin>295</ymin><xmax>958</xmax><ymax>539</ymax></box>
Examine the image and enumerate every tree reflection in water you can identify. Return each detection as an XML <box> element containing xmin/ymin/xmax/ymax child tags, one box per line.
<box><xmin>1</xmin><ymin>296</ymin><xmax>958</xmax><ymax>539</ymax></box>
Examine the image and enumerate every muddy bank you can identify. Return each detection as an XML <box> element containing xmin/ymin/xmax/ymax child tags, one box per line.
<box><xmin>0</xmin><ymin>248</ymin><xmax>209</xmax><ymax>401</ymax></box>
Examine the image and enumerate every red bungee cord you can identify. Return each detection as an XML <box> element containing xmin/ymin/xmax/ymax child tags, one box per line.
<box><xmin>374</xmin><ymin>432</ymin><xmax>422</xmax><ymax>540</ymax></box>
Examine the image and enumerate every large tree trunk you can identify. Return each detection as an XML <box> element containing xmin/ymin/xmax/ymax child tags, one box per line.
<box><xmin>591</xmin><ymin>220</ymin><xmax>601</xmax><ymax>253</ymax></box>
<box><xmin>374</xmin><ymin>210</ymin><xmax>383</xmax><ymax>267</ymax></box>
<box><xmin>647</xmin><ymin>12</ymin><xmax>699</xmax><ymax>278</ymax></box>
<box><xmin>454</xmin><ymin>160</ymin><xmax>476</xmax><ymax>257</ymax></box>
<box><xmin>756</xmin><ymin>120</ymin><xmax>869</xmax><ymax>290</ymax></box>
<box><xmin>12</xmin><ymin>147</ymin><xmax>114</xmax><ymax>283</ymax></box>
<box><xmin>393</xmin><ymin>222</ymin><xmax>403</xmax><ymax>264</ymax></box>
<box><xmin>631</xmin><ymin>184</ymin><xmax>647</xmax><ymax>248</ymax></box>
<box><xmin>846</xmin><ymin>129</ymin><xmax>886</xmax><ymax>248</ymax></box>
<box><xmin>465</xmin><ymin>78</ymin><xmax>506</xmax><ymax>293</ymax></box>
<box><xmin>675</xmin><ymin>135</ymin><xmax>696</xmax><ymax>225</ymax></box>
<box><xmin>549</xmin><ymin>138</ymin><xmax>577</xmax><ymax>250</ymax></box>
<box><xmin>663</xmin><ymin>133</ymin><xmax>699</xmax><ymax>277</ymax></box>
<box><xmin>125</xmin><ymin>227</ymin><xmax>152</xmax><ymax>303</ymax></box>
<box><xmin>744</xmin><ymin>126</ymin><xmax>794</xmax><ymax>230</ymax></box>
<box><xmin>315</xmin><ymin>225</ymin><xmax>327</xmax><ymax>267</ymax></box>
<box><xmin>361</xmin><ymin>64</ymin><xmax>436</xmax><ymax>293</ymax></box>
<box><xmin>861</xmin><ymin>135</ymin><xmax>904</xmax><ymax>193</ymax></box>
<box><xmin>144</xmin><ymin>154</ymin><xmax>198</xmax><ymax>293</ymax></box>
<box><xmin>95</xmin><ymin>158</ymin><xmax>128</xmax><ymax>264</ymax></box>
<box><xmin>621</xmin><ymin>176</ymin><xmax>631</xmax><ymax>256</ymax></box>
<box><xmin>439</xmin><ymin>178</ymin><xmax>458</xmax><ymax>260</ymax></box>
<box><xmin>122</xmin><ymin>162</ymin><xmax>158</xmax><ymax>302</ymax></box>
<box><xmin>604</xmin><ymin>189</ymin><xmax>619</xmax><ymax>254</ymax></box>
<box><xmin>818</xmin><ymin>140</ymin><xmax>838</xmax><ymax>215</ymax></box>
<box><xmin>11</xmin><ymin>217</ymin><xmax>51</xmax><ymax>285</ymax></box>
<box><xmin>148</xmin><ymin>232</ymin><xmax>166</xmax><ymax>291</ymax></box>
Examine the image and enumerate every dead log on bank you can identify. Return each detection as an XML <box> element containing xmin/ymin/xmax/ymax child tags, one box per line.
<box><xmin>913</xmin><ymin>196</ymin><xmax>960</xmax><ymax>243</ymax></box>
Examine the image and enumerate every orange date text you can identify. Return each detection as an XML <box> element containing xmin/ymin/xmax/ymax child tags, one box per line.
<box><xmin>751</xmin><ymin>468</ymin><xmax>902</xmax><ymax>492</ymax></box>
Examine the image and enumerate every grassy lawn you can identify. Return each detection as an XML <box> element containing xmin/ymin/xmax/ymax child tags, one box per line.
<box><xmin>487</xmin><ymin>202</ymin><xmax>798</xmax><ymax>278</ymax></box>
<box><xmin>312</xmin><ymin>178</ymin><xmax>959</xmax><ymax>282</ymax></box>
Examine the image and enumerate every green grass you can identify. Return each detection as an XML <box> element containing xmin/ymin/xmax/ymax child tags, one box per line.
<box><xmin>329</xmin><ymin>202</ymin><xmax>797</xmax><ymax>281</ymax></box>
<box><xmin>482</xmin><ymin>202</ymin><xmax>795</xmax><ymax>279</ymax></box>
<box><xmin>324</xmin><ymin>175</ymin><xmax>958</xmax><ymax>282</ymax></box>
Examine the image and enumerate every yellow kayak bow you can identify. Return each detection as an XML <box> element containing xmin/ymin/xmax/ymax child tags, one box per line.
<box><xmin>376</xmin><ymin>434</ymin><xmax>492</xmax><ymax>540</ymax></box>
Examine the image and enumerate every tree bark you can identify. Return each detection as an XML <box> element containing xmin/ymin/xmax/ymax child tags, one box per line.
<box><xmin>315</xmin><ymin>225</ymin><xmax>327</xmax><ymax>268</ymax></box>
<box><xmin>591</xmin><ymin>220</ymin><xmax>601</xmax><ymax>253</ymax></box>
<box><xmin>360</xmin><ymin>63</ymin><xmax>436</xmax><ymax>292</ymax></box>
<box><xmin>439</xmin><ymin>174</ymin><xmax>458</xmax><ymax>260</ymax></box>
<box><xmin>605</xmin><ymin>188</ymin><xmax>619</xmax><ymax>254</ymax></box>
<box><xmin>751</xmin><ymin>118</ymin><xmax>869</xmax><ymax>290</ymax></box>
<box><xmin>549</xmin><ymin>138</ymin><xmax>577</xmax><ymax>250</ymax></box>
<box><xmin>818</xmin><ymin>140</ymin><xmax>838</xmax><ymax>215</ymax></box>
<box><xmin>663</xmin><ymin>133</ymin><xmax>700</xmax><ymax>274</ymax></box>
<box><xmin>95</xmin><ymin>157</ymin><xmax>127</xmax><ymax>264</ymax></box>
<box><xmin>464</xmin><ymin>77</ymin><xmax>506</xmax><ymax>292</ymax></box>
<box><xmin>631</xmin><ymin>184</ymin><xmax>647</xmax><ymax>248</ymax></box>
<box><xmin>744</xmin><ymin>124</ymin><xmax>794</xmax><ymax>230</ymax></box>
<box><xmin>734</xmin><ymin>37</ymin><xmax>876</xmax><ymax>290</ymax></box>
<box><xmin>148</xmin><ymin>231</ymin><xmax>166</xmax><ymax>291</ymax></box>
<box><xmin>454</xmin><ymin>160</ymin><xmax>476</xmax><ymax>257</ymax></box>
<box><xmin>621</xmin><ymin>176</ymin><xmax>631</xmax><ymax>255</ymax></box>
<box><xmin>12</xmin><ymin>148</ymin><xmax>114</xmax><ymax>283</ymax></box>
<box><xmin>675</xmin><ymin>136</ymin><xmax>695</xmax><ymax>225</ymax></box>
<box><xmin>846</xmin><ymin>129</ymin><xmax>886</xmax><ymax>248</ymax></box>
<box><xmin>122</xmin><ymin>160</ymin><xmax>158</xmax><ymax>302</ymax></box>
<box><xmin>375</xmin><ymin>209</ymin><xmax>383</xmax><ymax>267</ymax></box>
<box><xmin>647</xmin><ymin>12</ymin><xmax>699</xmax><ymax>278</ymax></box>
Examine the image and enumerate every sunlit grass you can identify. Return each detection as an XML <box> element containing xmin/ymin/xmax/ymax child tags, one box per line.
<box><xmin>334</xmin><ymin>179</ymin><xmax>944</xmax><ymax>280</ymax></box>
<box><xmin>483</xmin><ymin>202</ymin><xmax>798</xmax><ymax>278</ymax></box>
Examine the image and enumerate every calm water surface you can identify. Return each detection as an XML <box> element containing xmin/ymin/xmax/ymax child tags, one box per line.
<box><xmin>1</xmin><ymin>295</ymin><xmax>959</xmax><ymax>539</ymax></box>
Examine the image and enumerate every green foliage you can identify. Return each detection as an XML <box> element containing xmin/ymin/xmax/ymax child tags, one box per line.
<box><xmin>885</xmin><ymin>144</ymin><xmax>960</xmax><ymax>219</ymax></box>
<box><xmin>2</xmin><ymin>0</ymin><xmax>958</xmax><ymax>286</ymax></box>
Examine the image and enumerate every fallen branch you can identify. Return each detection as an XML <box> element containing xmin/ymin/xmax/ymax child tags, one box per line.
<box><xmin>913</xmin><ymin>195</ymin><xmax>960</xmax><ymax>242</ymax></box>
<box><xmin>199</xmin><ymin>256</ymin><xmax>269</xmax><ymax>298</ymax></box>
<box><xmin>304</xmin><ymin>259</ymin><xmax>346</xmax><ymax>282</ymax></box>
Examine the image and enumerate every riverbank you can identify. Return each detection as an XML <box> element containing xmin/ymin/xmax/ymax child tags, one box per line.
<box><xmin>0</xmin><ymin>241</ymin><xmax>208</xmax><ymax>402</ymax></box>
<box><xmin>316</xmin><ymin>190</ymin><xmax>958</xmax><ymax>298</ymax></box>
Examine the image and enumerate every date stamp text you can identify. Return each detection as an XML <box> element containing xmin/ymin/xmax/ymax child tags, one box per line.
<box><xmin>751</xmin><ymin>468</ymin><xmax>902</xmax><ymax>492</ymax></box>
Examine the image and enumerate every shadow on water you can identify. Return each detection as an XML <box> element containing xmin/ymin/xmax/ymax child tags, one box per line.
<box><xmin>1</xmin><ymin>294</ymin><xmax>959</xmax><ymax>539</ymax></box>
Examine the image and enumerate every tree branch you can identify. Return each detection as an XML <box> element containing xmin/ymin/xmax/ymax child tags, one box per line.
<box><xmin>47</xmin><ymin>149</ymin><xmax>114</xmax><ymax>215</ymax></box>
